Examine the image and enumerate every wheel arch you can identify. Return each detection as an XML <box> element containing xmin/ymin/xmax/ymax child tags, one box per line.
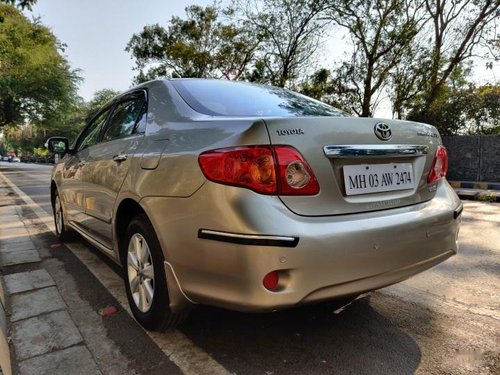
<box><xmin>50</xmin><ymin>180</ymin><xmax>58</xmax><ymax>206</ymax></box>
<box><xmin>115</xmin><ymin>198</ymin><xmax>146</xmax><ymax>258</ymax></box>
<box><xmin>114</xmin><ymin>197</ymin><xmax>194</xmax><ymax>314</ymax></box>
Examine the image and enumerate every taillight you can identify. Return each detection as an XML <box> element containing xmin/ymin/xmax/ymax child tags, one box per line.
<box><xmin>198</xmin><ymin>146</ymin><xmax>319</xmax><ymax>195</ymax></box>
<box><xmin>427</xmin><ymin>145</ymin><xmax>448</xmax><ymax>183</ymax></box>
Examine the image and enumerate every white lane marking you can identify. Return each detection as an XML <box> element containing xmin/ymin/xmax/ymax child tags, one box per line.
<box><xmin>0</xmin><ymin>170</ymin><xmax>231</xmax><ymax>375</ymax></box>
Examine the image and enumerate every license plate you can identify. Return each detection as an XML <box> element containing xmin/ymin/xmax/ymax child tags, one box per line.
<box><xmin>343</xmin><ymin>163</ymin><xmax>415</xmax><ymax>196</ymax></box>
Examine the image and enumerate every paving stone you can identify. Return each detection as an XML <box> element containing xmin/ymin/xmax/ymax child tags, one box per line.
<box><xmin>10</xmin><ymin>286</ymin><xmax>65</xmax><ymax>322</ymax></box>
<box><xmin>0</xmin><ymin>227</ymin><xmax>30</xmax><ymax>240</ymax></box>
<box><xmin>18</xmin><ymin>345</ymin><xmax>101</xmax><ymax>375</ymax></box>
<box><xmin>0</xmin><ymin>221</ymin><xmax>25</xmax><ymax>230</ymax></box>
<box><xmin>0</xmin><ymin>214</ymin><xmax>19</xmax><ymax>222</ymax></box>
<box><xmin>4</xmin><ymin>270</ymin><xmax>55</xmax><ymax>295</ymax></box>
<box><xmin>12</xmin><ymin>310</ymin><xmax>83</xmax><ymax>361</ymax></box>
<box><xmin>0</xmin><ymin>240</ymin><xmax>37</xmax><ymax>253</ymax></box>
<box><xmin>0</xmin><ymin>249</ymin><xmax>40</xmax><ymax>267</ymax></box>
<box><xmin>0</xmin><ymin>238</ymin><xmax>33</xmax><ymax>248</ymax></box>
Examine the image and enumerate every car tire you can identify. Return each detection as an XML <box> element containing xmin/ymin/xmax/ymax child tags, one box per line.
<box><xmin>121</xmin><ymin>214</ymin><xmax>188</xmax><ymax>331</ymax></box>
<box><xmin>53</xmin><ymin>189</ymin><xmax>74</xmax><ymax>241</ymax></box>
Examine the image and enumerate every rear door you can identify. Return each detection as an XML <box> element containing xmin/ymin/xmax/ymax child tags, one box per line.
<box><xmin>81</xmin><ymin>91</ymin><xmax>147</xmax><ymax>249</ymax></box>
<box><xmin>264</xmin><ymin>117</ymin><xmax>441</xmax><ymax>216</ymax></box>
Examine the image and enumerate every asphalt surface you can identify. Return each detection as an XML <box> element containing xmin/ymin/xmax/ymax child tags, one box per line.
<box><xmin>1</xmin><ymin>161</ymin><xmax>499</xmax><ymax>375</ymax></box>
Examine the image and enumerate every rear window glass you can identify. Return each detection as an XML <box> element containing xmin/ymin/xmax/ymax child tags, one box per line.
<box><xmin>171</xmin><ymin>79</ymin><xmax>349</xmax><ymax>117</ymax></box>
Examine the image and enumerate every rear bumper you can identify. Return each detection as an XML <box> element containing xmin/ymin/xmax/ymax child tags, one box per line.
<box><xmin>142</xmin><ymin>179</ymin><xmax>462</xmax><ymax>312</ymax></box>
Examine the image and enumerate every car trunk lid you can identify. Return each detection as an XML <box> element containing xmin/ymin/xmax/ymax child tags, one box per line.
<box><xmin>264</xmin><ymin>116</ymin><xmax>442</xmax><ymax>216</ymax></box>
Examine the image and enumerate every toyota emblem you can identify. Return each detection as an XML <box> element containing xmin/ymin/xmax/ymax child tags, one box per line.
<box><xmin>374</xmin><ymin>123</ymin><xmax>392</xmax><ymax>141</ymax></box>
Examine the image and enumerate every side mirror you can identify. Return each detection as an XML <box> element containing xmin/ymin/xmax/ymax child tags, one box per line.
<box><xmin>45</xmin><ymin>137</ymin><xmax>70</xmax><ymax>155</ymax></box>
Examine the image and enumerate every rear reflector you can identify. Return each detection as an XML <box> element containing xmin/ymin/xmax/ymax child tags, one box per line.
<box><xmin>274</xmin><ymin>146</ymin><xmax>320</xmax><ymax>195</ymax></box>
<box><xmin>263</xmin><ymin>271</ymin><xmax>279</xmax><ymax>290</ymax></box>
<box><xmin>428</xmin><ymin>145</ymin><xmax>448</xmax><ymax>183</ymax></box>
<box><xmin>198</xmin><ymin>145</ymin><xmax>319</xmax><ymax>195</ymax></box>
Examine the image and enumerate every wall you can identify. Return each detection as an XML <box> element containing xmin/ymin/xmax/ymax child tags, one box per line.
<box><xmin>442</xmin><ymin>135</ymin><xmax>500</xmax><ymax>182</ymax></box>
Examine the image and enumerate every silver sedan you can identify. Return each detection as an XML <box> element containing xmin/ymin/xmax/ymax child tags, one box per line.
<box><xmin>47</xmin><ymin>79</ymin><xmax>462</xmax><ymax>331</ymax></box>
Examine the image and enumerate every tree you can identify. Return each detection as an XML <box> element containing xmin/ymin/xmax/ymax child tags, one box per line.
<box><xmin>126</xmin><ymin>5</ymin><xmax>260</xmax><ymax>82</ymax></box>
<box><xmin>236</xmin><ymin>0</ymin><xmax>329</xmax><ymax>87</ymax></box>
<box><xmin>299</xmin><ymin>67</ymin><xmax>361</xmax><ymax>114</ymax></box>
<box><xmin>463</xmin><ymin>84</ymin><xmax>500</xmax><ymax>135</ymax></box>
<box><xmin>0</xmin><ymin>5</ymin><xmax>80</xmax><ymax>128</ymax></box>
<box><xmin>0</xmin><ymin>0</ymin><xmax>36</xmax><ymax>10</ymax></box>
<box><xmin>388</xmin><ymin>35</ymin><xmax>431</xmax><ymax>119</ymax></box>
<box><xmin>85</xmin><ymin>88</ymin><xmax>120</xmax><ymax>121</ymax></box>
<box><xmin>325</xmin><ymin>0</ymin><xmax>425</xmax><ymax>117</ymax></box>
<box><xmin>409</xmin><ymin>0</ymin><xmax>500</xmax><ymax>124</ymax></box>
<box><xmin>403</xmin><ymin>60</ymin><xmax>499</xmax><ymax>135</ymax></box>
<box><xmin>0</xmin><ymin>88</ymin><xmax>122</xmax><ymax>156</ymax></box>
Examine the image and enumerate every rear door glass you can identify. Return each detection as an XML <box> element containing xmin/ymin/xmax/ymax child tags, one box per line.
<box><xmin>102</xmin><ymin>97</ymin><xmax>145</xmax><ymax>142</ymax></box>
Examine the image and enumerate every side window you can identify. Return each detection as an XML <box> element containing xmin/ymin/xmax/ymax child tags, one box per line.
<box><xmin>76</xmin><ymin>108</ymin><xmax>111</xmax><ymax>152</ymax></box>
<box><xmin>101</xmin><ymin>98</ymin><xmax>145</xmax><ymax>142</ymax></box>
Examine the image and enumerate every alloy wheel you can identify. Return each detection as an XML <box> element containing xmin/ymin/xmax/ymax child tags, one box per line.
<box><xmin>55</xmin><ymin>195</ymin><xmax>63</xmax><ymax>235</ymax></box>
<box><xmin>127</xmin><ymin>233</ymin><xmax>155</xmax><ymax>312</ymax></box>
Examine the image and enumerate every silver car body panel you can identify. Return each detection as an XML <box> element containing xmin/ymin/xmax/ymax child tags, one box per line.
<box><xmin>51</xmin><ymin>79</ymin><xmax>462</xmax><ymax>313</ymax></box>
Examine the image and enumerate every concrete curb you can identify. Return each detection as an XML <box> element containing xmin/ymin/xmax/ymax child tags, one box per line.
<box><xmin>0</xmin><ymin>276</ymin><xmax>12</xmax><ymax>375</ymax></box>
<box><xmin>449</xmin><ymin>181</ymin><xmax>500</xmax><ymax>203</ymax></box>
<box><xmin>454</xmin><ymin>189</ymin><xmax>500</xmax><ymax>203</ymax></box>
<box><xmin>449</xmin><ymin>181</ymin><xmax>500</xmax><ymax>191</ymax></box>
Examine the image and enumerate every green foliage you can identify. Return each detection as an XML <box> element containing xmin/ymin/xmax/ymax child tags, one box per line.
<box><xmin>0</xmin><ymin>4</ymin><xmax>81</xmax><ymax>128</ymax></box>
<box><xmin>85</xmin><ymin>88</ymin><xmax>120</xmax><ymax>121</ymax></box>
<box><xmin>0</xmin><ymin>0</ymin><xmax>36</xmax><ymax>10</ymax></box>
<box><xmin>299</xmin><ymin>68</ymin><xmax>357</xmax><ymax>114</ymax></box>
<box><xmin>33</xmin><ymin>146</ymin><xmax>48</xmax><ymax>156</ymax></box>
<box><xmin>462</xmin><ymin>84</ymin><xmax>500</xmax><ymax>135</ymax></box>
<box><xmin>1</xmin><ymin>88</ymin><xmax>121</xmax><ymax>155</ymax></box>
<box><xmin>407</xmin><ymin>78</ymin><xmax>500</xmax><ymax>135</ymax></box>
<box><xmin>413</xmin><ymin>0</ymin><xmax>500</xmax><ymax>123</ymax></box>
<box><xmin>126</xmin><ymin>5</ymin><xmax>260</xmax><ymax>82</ymax></box>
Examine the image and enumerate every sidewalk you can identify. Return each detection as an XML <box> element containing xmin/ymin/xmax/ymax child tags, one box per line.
<box><xmin>449</xmin><ymin>181</ymin><xmax>500</xmax><ymax>203</ymax></box>
<box><xmin>0</xmin><ymin>186</ymin><xmax>101</xmax><ymax>374</ymax></box>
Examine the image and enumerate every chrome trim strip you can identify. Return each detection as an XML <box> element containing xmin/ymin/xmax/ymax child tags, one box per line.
<box><xmin>198</xmin><ymin>229</ymin><xmax>299</xmax><ymax>247</ymax></box>
<box><xmin>323</xmin><ymin>144</ymin><xmax>429</xmax><ymax>158</ymax></box>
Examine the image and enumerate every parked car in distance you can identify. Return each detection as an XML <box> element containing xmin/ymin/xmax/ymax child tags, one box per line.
<box><xmin>12</xmin><ymin>156</ymin><xmax>20</xmax><ymax>163</ymax></box>
<box><xmin>47</xmin><ymin>79</ymin><xmax>462</xmax><ymax>331</ymax></box>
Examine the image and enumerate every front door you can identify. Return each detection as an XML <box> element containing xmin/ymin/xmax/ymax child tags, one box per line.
<box><xmin>59</xmin><ymin>108</ymin><xmax>112</xmax><ymax>225</ymax></box>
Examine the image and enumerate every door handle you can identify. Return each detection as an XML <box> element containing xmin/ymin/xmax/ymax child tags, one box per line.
<box><xmin>113</xmin><ymin>154</ymin><xmax>128</xmax><ymax>162</ymax></box>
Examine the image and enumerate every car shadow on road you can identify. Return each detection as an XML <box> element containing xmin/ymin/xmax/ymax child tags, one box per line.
<box><xmin>181</xmin><ymin>296</ymin><xmax>421</xmax><ymax>375</ymax></box>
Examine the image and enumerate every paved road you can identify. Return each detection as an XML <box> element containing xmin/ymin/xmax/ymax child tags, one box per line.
<box><xmin>1</xmin><ymin>161</ymin><xmax>499</xmax><ymax>374</ymax></box>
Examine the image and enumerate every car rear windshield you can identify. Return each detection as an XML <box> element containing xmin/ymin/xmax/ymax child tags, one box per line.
<box><xmin>171</xmin><ymin>79</ymin><xmax>349</xmax><ymax>117</ymax></box>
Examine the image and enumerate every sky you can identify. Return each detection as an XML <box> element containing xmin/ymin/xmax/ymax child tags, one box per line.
<box><xmin>24</xmin><ymin>0</ymin><xmax>212</xmax><ymax>100</ymax></box>
<box><xmin>24</xmin><ymin>1</ymin><xmax>499</xmax><ymax>118</ymax></box>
